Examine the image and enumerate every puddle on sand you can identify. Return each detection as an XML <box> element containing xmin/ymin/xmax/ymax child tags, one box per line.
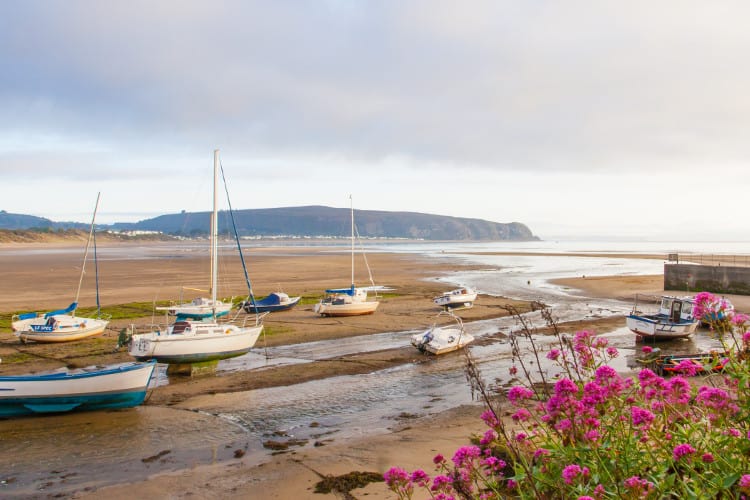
<box><xmin>0</xmin><ymin>405</ymin><xmax>251</xmax><ymax>496</ymax></box>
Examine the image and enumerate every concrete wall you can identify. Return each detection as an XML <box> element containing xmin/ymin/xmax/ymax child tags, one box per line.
<box><xmin>664</xmin><ymin>263</ymin><xmax>750</xmax><ymax>295</ymax></box>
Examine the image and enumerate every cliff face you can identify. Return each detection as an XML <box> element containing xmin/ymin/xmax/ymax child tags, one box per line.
<box><xmin>1</xmin><ymin>206</ymin><xmax>539</xmax><ymax>241</ymax></box>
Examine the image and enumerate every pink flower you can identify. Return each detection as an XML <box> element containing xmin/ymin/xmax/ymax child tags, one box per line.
<box><xmin>585</xmin><ymin>429</ymin><xmax>600</xmax><ymax>441</ymax></box>
<box><xmin>452</xmin><ymin>445</ymin><xmax>481</xmax><ymax>468</ymax></box>
<box><xmin>631</xmin><ymin>406</ymin><xmax>655</xmax><ymax>427</ymax></box>
<box><xmin>508</xmin><ymin>386</ymin><xmax>535</xmax><ymax>404</ymax></box>
<box><xmin>734</xmin><ymin>314</ymin><xmax>749</xmax><ymax>326</ymax></box>
<box><xmin>410</xmin><ymin>469</ymin><xmax>430</xmax><ymax>487</ymax></box>
<box><xmin>562</xmin><ymin>464</ymin><xmax>589</xmax><ymax>485</ymax></box>
<box><xmin>512</xmin><ymin>408</ymin><xmax>531</xmax><ymax>422</ymax></box>
<box><xmin>702</xmin><ymin>453</ymin><xmax>715</xmax><ymax>463</ymax></box>
<box><xmin>547</xmin><ymin>349</ymin><xmax>561</xmax><ymax>361</ymax></box>
<box><xmin>481</xmin><ymin>409</ymin><xmax>499</xmax><ymax>427</ymax></box>
<box><xmin>554</xmin><ymin>378</ymin><xmax>579</xmax><ymax>396</ymax></box>
<box><xmin>624</xmin><ymin>475</ymin><xmax>654</xmax><ymax>493</ymax></box>
<box><xmin>673</xmin><ymin>359</ymin><xmax>702</xmax><ymax>377</ymax></box>
<box><xmin>384</xmin><ymin>467</ymin><xmax>412</xmax><ymax>493</ymax></box>
<box><xmin>673</xmin><ymin>443</ymin><xmax>696</xmax><ymax>461</ymax></box>
<box><xmin>641</xmin><ymin>346</ymin><xmax>653</xmax><ymax>354</ymax></box>
<box><xmin>433</xmin><ymin>453</ymin><xmax>445</xmax><ymax>465</ymax></box>
<box><xmin>480</xmin><ymin>429</ymin><xmax>497</xmax><ymax>445</ymax></box>
<box><xmin>666</xmin><ymin>377</ymin><xmax>692</xmax><ymax>404</ymax></box>
<box><xmin>481</xmin><ymin>456</ymin><xmax>506</xmax><ymax>473</ymax></box>
<box><xmin>431</xmin><ymin>474</ymin><xmax>453</xmax><ymax>492</ymax></box>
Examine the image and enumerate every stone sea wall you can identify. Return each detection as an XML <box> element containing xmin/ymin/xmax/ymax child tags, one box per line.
<box><xmin>664</xmin><ymin>263</ymin><xmax>750</xmax><ymax>296</ymax></box>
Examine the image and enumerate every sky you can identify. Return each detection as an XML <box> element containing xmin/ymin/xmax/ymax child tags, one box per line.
<box><xmin>2</xmin><ymin>1</ymin><xmax>749</xmax><ymax>241</ymax></box>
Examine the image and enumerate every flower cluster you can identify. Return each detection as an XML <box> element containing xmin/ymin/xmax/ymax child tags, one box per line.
<box><xmin>386</xmin><ymin>296</ymin><xmax>750</xmax><ymax>499</ymax></box>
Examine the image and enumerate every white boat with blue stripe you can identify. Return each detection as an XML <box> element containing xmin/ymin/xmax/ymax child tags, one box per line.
<box><xmin>0</xmin><ymin>361</ymin><xmax>156</xmax><ymax>418</ymax></box>
<box><xmin>12</xmin><ymin>193</ymin><xmax>110</xmax><ymax>343</ymax></box>
<box><xmin>626</xmin><ymin>295</ymin><xmax>699</xmax><ymax>340</ymax></box>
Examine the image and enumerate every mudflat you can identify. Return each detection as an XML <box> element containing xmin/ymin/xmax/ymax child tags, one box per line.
<box><xmin>3</xmin><ymin>242</ymin><xmax>744</xmax><ymax>499</ymax></box>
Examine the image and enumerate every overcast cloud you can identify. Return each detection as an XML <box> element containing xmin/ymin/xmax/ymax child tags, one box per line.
<box><xmin>1</xmin><ymin>1</ymin><xmax>749</xmax><ymax>240</ymax></box>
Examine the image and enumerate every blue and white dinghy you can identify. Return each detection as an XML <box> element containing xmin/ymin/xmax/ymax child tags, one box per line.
<box><xmin>0</xmin><ymin>360</ymin><xmax>156</xmax><ymax>418</ymax></box>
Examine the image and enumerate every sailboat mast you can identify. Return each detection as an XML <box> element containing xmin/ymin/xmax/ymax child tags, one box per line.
<box><xmin>74</xmin><ymin>192</ymin><xmax>101</xmax><ymax>316</ymax></box>
<box><xmin>350</xmin><ymin>194</ymin><xmax>354</xmax><ymax>288</ymax></box>
<box><xmin>211</xmin><ymin>150</ymin><xmax>219</xmax><ymax>309</ymax></box>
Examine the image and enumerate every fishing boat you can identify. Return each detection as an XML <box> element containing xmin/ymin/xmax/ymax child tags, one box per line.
<box><xmin>11</xmin><ymin>193</ymin><xmax>110</xmax><ymax>343</ymax></box>
<box><xmin>241</xmin><ymin>291</ymin><xmax>301</xmax><ymax>313</ymax></box>
<box><xmin>433</xmin><ymin>287</ymin><xmax>478</xmax><ymax>309</ymax></box>
<box><xmin>128</xmin><ymin>150</ymin><xmax>263</xmax><ymax>364</ymax></box>
<box><xmin>626</xmin><ymin>294</ymin><xmax>699</xmax><ymax>340</ymax></box>
<box><xmin>411</xmin><ymin>311</ymin><xmax>474</xmax><ymax>355</ymax></box>
<box><xmin>0</xmin><ymin>360</ymin><xmax>156</xmax><ymax>418</ymax></box>
<box><xmin>313</xmin><ymin>196</ymin><xmax>380</xmax><ymax>317</ymax></box>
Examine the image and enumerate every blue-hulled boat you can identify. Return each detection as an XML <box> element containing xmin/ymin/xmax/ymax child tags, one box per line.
<box><xmin>242</xmin><ymin>292</ymin><xmax>301</xmax><ymax>313</ymax></box>
<box><xmin>0</xmin><ymin>360</ymin><xmax>157</xmax><ymax>418</ymax></box>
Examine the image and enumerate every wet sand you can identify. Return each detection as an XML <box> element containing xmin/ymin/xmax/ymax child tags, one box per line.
<box><xmin>1</xmin><ymin>243</ymin><xmax>746</xmax><ymax>498</ymax></box>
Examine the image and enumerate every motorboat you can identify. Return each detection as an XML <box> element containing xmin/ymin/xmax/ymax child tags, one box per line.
<box><xmin>433</xmin><ymin>287</ymin><xmax>477</xmax><ymax>309</ymax></box>
<box><xmin>411</xmin><ymin>312</ymin><xmax>474</xmax><ymax>355</ymax></box>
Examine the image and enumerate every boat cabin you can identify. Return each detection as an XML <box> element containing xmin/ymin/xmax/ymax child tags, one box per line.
<box><xmin>658</xmin><ymin>296</ymin><xmax>695</xmax><ymax>323</ymax></box>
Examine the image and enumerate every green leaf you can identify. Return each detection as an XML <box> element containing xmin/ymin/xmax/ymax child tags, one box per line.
<box><xmin>723</xmin><ymin>473</ymin><xmax>741</xmax><ymax>489</ymax></box>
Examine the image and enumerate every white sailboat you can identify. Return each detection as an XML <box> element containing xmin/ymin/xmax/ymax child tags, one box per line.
<box><xmin>12</xmin><ymin>193</ymin><xmax>110</xmax><ymax>343</ymax></box>
<box><xmin>313</xmin><ymin>196</ymin><xmax>380</xmax><ymax>317</ymax></box>
<box><xmin>128</xmin><ymin>150</ymin><xmax>263</xmax><ymax>363</ymax></box>
<box><xmin>155</xmin><ymin>289</ymin><xmax>232</xmax><ymax>319</ymax></box>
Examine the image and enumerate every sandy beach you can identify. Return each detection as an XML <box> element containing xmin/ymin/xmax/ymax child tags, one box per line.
<box><xmin>1</xmin><ymin>242</ymin><xmax>747</xmax><ymax>499</ymax></box>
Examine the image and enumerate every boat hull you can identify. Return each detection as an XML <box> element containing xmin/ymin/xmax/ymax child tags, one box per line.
<box><xmin>411</xmin><ymin>326</ymin><xmax>474</xmax><ymax>355</ymax></box>
<box><xmin>128</xmin><ymin>324</ymin><xmax>263</xmax><ymax>364</ymax></box>
<box><xmin>13</xmin><ymin>315</ymin><xmax>109</xmax><ymax>343</ymax></box>
<box><xmin>433</xmin><ymin>289</ymin><xmax>478</xmax><ymax>308</ymax></box>
<box><xmin>0</xmin><ymin>361</ymin><xmax>156</xmax><ymax>418</ymax></box>
<box><xmin>156</xmin><ymin>303</ymin><xmax>232</xmax><ymax>319</ymax></box>
<box><xmin>626</xmin><ymin>314</ymin><xmax>699</xmax><ymax>340</ymax></box>
<box><xmin>313</xmin><ymin>301</ymin><xmax>379</xmax><ymax>316</ymax></box>
<box><xmin>242</xmin><ymin>295</ymin><xmax>301</xmax><ymax>313</ymax></box>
